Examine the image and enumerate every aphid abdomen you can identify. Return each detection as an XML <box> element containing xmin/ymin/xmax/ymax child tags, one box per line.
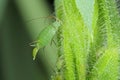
<box><xmin>37</xmin><ymin>21</ymin><xmax>61</xmax><ymax>47</ymax></box>
<box><xmin>32</xmin><ymin>20</ymin><xmax>61</xmax><ymax>60</ymax></box>
<box><xmin>37</xmin><ymin>25</ymin><xmax>57</xmax><ymax>47</ymax></box>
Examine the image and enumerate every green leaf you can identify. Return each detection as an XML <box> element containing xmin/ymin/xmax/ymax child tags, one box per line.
<box><xmin>90</xmin><ymin>48</ymin><xmax>119</xmax><ymax>80</ymax></box>
<box><xmin>75</xmin><ymin>0</ymin><xmax>95</xmax><ymax>35</ymax></box>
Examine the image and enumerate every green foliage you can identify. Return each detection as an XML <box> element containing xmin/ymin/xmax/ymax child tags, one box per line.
<box><xmin>90</xmin><ymin>48</ymin><xmax>119</xmax><ymax>80</ymax></box>
<box><xmin>53</xmin><ymin>0</ymin><xmax>120</xmax><ymax>80</ymax></box>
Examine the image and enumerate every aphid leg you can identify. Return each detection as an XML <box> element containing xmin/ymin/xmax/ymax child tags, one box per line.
<box><xmin>58</xmin><ymin>35</ymin><xmax>64</xmax><ymax>44</ymax></box>
<box><xmin>42</xmin><ymin>46</ymin><xmax>46</xmax><ymax>53</ymax></box>
<box><xmin>30</xmin><ymin>44</ymin><xmax>36</xmax><ymax>47</ymax></box>
<box><xmin>29</xmin><ymin>40</ymin><xmax>39</xmax><ymax>47</ymax></box>
<box><xmin>53</xmin><ymin>39</ymin><xmax>57</xmax><ymax>46</ymax></box>
<box><xmin>51</xmin><ymin>39</ymin><xmax>57</xmax><ymax>46</ymax></box>
<box><xmin>50</xmin><ymin>34</ymin><xmax>57</xmax><ymax>46</ymax></box>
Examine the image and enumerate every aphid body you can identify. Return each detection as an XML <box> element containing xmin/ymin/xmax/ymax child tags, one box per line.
<box><xmin>32</xmin><ymin>20</ymin><xmax>61</xmax><ymax>60</ymax></box>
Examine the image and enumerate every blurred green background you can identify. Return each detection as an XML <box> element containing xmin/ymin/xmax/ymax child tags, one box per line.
<box><xmin>0</xmin><ymin>0</ymin><xmax>57</xmax><ymax>80</ymax></box>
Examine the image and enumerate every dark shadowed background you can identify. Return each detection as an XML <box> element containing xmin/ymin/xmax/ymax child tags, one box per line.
<box><xmin>0</xmin><ymin>0</ymin><xmax>58</xmax><ymax>80</ymax></box>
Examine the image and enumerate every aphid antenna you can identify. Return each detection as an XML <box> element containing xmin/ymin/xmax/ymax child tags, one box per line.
<box><xmin>26</xmin><ymin>12</ymin><xmax>52</xmax><ymax>22</ymax></box>
<box><xmin>25</xmin><ymin>14</ymin><xmax>61</xmax><ymax>24</ymax></box>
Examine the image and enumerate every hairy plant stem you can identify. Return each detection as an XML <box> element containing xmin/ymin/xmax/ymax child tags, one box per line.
<box><xmin>53</xmin><ymin>0</ymin><xmax>120</xmax><ymax>80</ymax></box>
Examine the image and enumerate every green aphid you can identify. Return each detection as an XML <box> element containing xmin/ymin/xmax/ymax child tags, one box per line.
<box><xmin>32</xmin><ymin>18</ymin><xmax>61</xmax><ymax>60</ymax></box>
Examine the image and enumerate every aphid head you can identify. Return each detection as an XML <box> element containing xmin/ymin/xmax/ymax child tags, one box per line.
<box><xmin>48</xmin><ymin>16</ymin><xmax>62</xmax><ymax>28</ymax></box>
<box><xmin>52</xmin><ymin>20</ymin><xmax>61</xmax><ymax>28</ymax></box>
